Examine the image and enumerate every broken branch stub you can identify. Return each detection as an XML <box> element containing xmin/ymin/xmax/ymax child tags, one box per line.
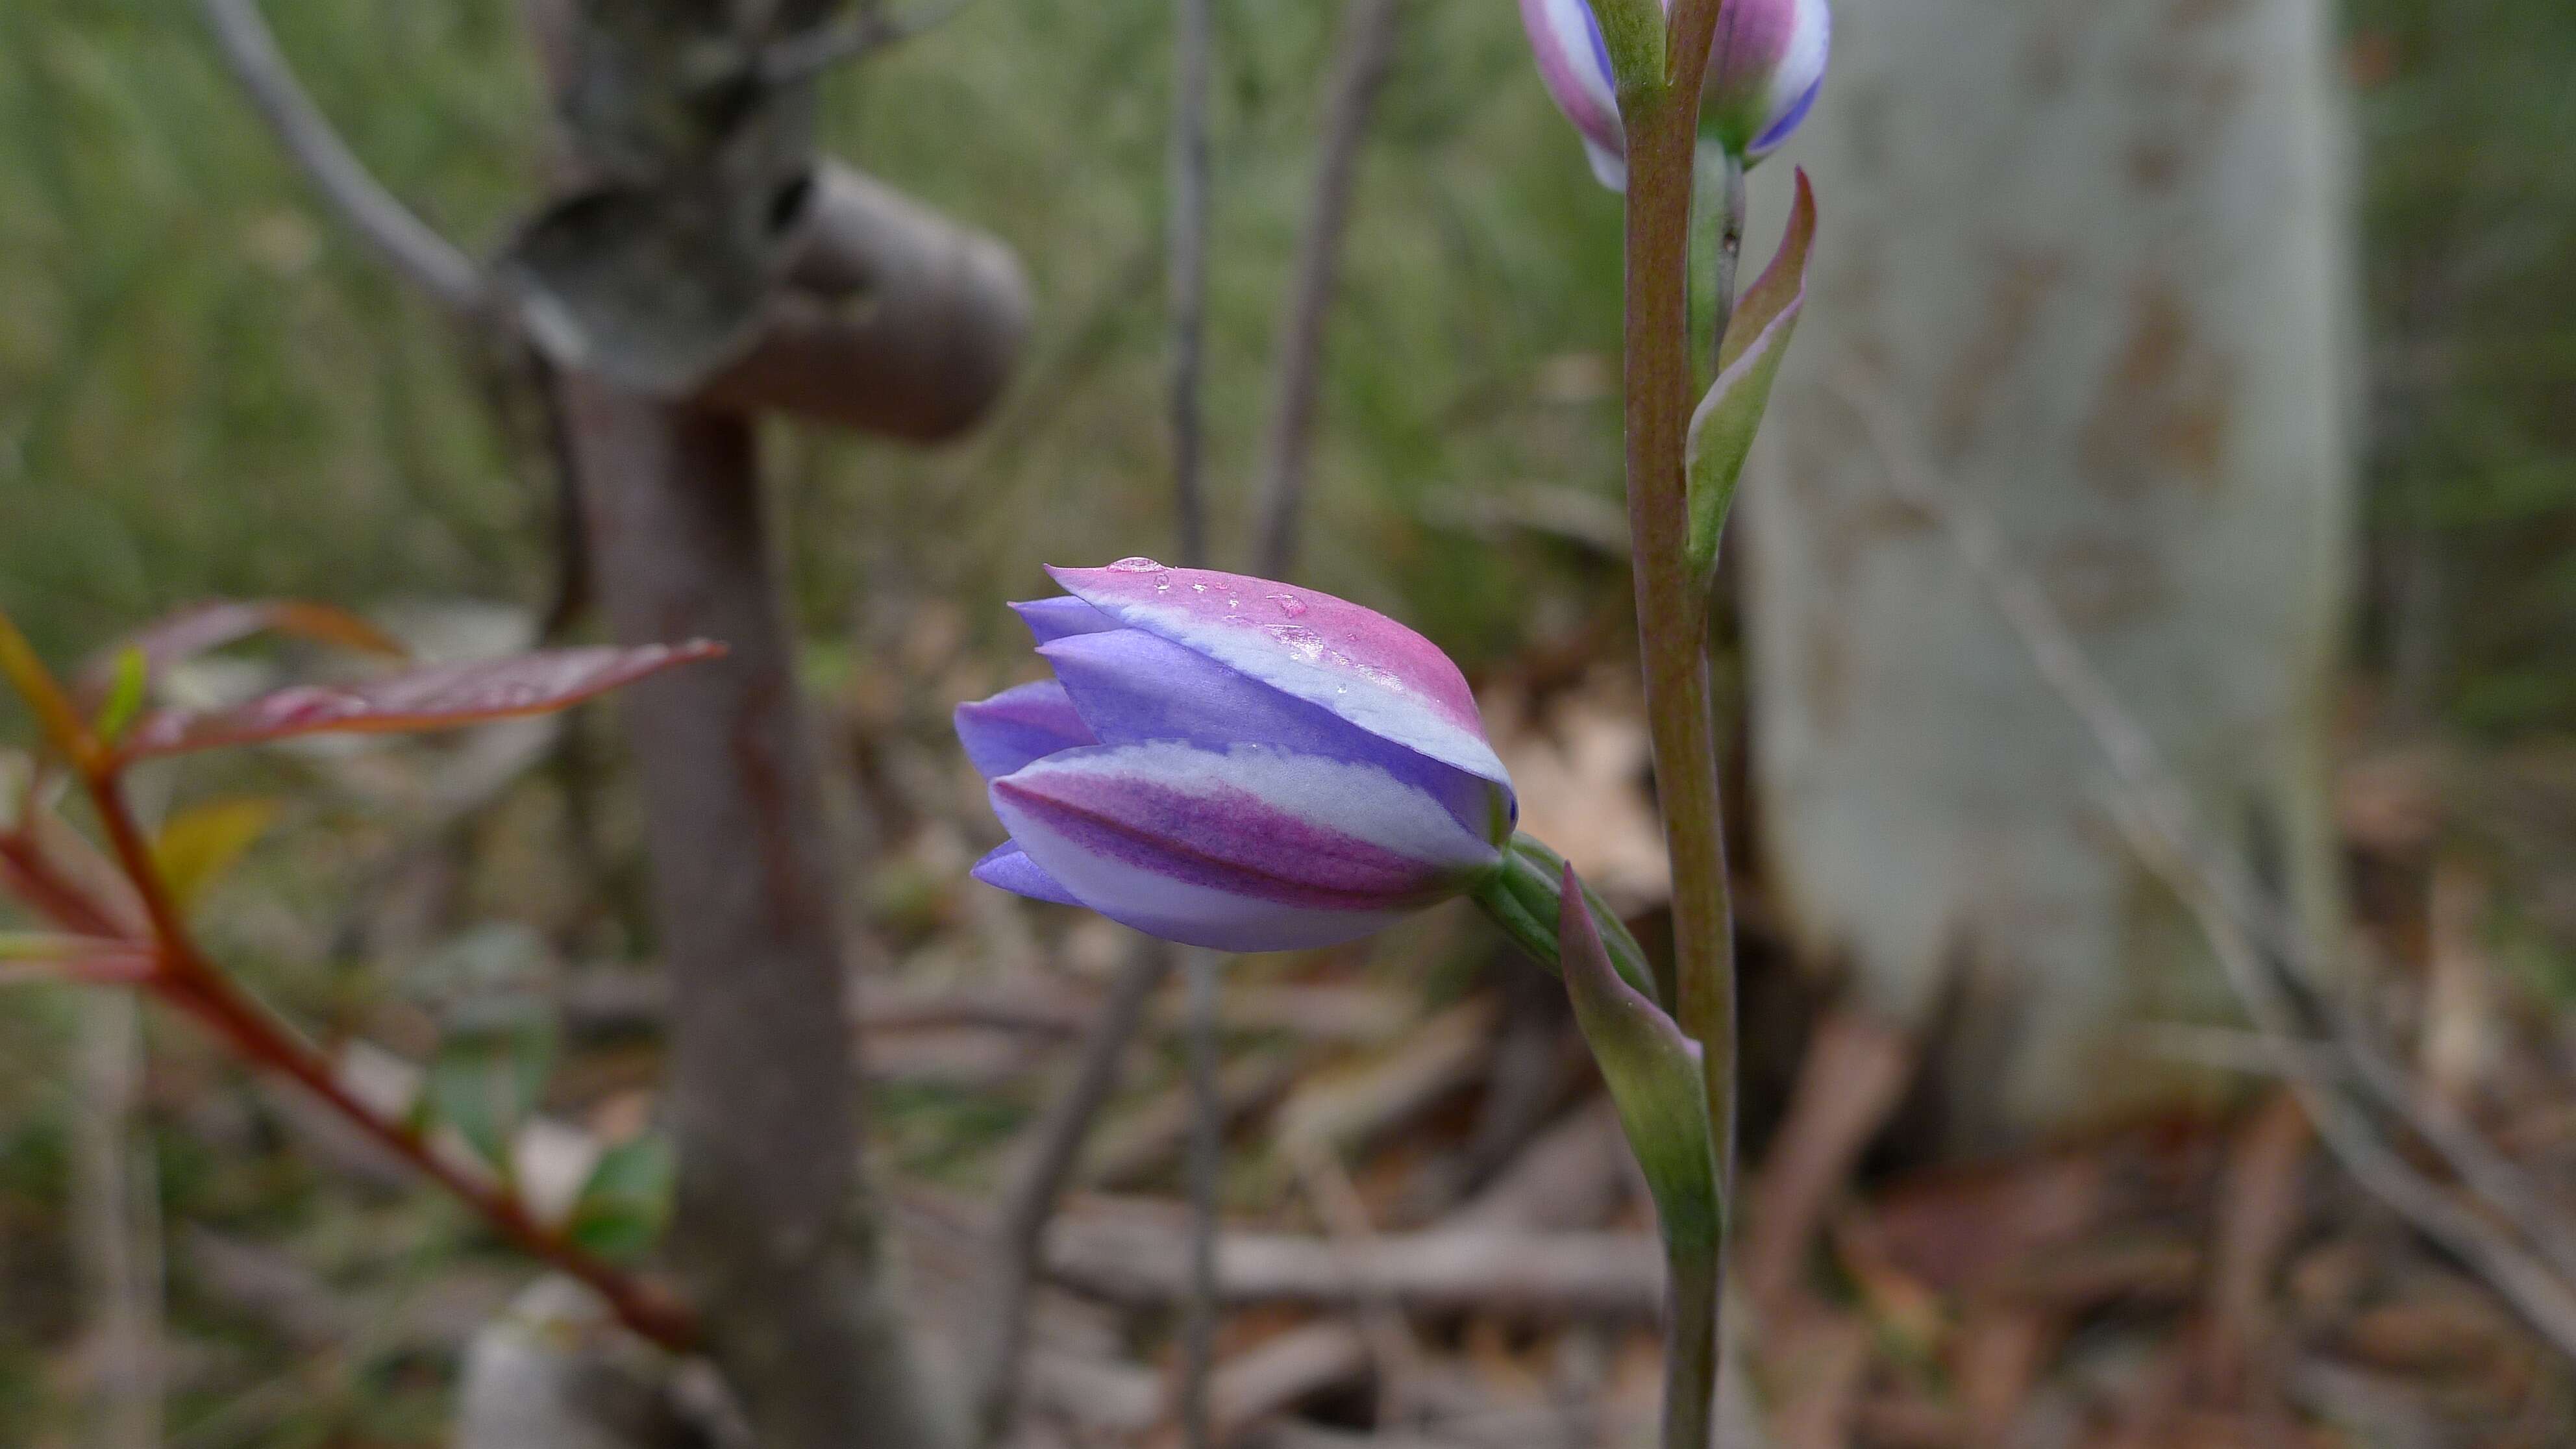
<box><xmin>701</xmin><ymin>164</ymin><xmax>1032</xmax><ymax>442</ymax></box>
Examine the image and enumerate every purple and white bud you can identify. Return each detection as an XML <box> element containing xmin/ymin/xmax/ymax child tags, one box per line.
<box><xmin>1518</xmin><ymin>0</ymin><xmax>1831</xmax><ymax>188</ymax></box>
<box><xmin>1520</xmin><ymin>0</ymin><xmax>1633</xmax><ymax>190</ymax></box>
<box><xmin>1704</xmin><ymin>0</ymin><xmax>1831</xmax><ymax>161</ymax></box>
<box><xmin>956</xmin><ymin>562</ymin><xmax>1517</xmax><ymax>953</ymax></box>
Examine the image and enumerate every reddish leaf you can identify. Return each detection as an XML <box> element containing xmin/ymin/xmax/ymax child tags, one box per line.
<box><xmin>75</xmin><ymin>601</ymin><xmax>410</xmax><ymax>704</ymax></box>
<box><xmin>114</xmin><ymin>642</ymin><xmax>724</xmax><ymax>761</ymax></box>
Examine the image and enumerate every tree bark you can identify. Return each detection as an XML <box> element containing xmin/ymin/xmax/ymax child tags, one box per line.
<box><xmin>565</xmin><ymin>378</ymin><xmax>950</xmax><ymax>1448</ymax></box>
<box><xmin>1746</xmin><ymin>0</ymin><xmax>2354</xmax><ymax>1148</ymax></box>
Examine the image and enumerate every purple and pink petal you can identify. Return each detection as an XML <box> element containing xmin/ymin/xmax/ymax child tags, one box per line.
<box><xmin>1046</xmin><ymin>562</ymin><xmax>1510</xmax><ymax>793</ymax></box>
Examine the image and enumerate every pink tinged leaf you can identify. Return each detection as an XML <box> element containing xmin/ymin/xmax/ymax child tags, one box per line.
<box><xmin>988</xmin><ymin>739</ymin><xmax>1502</xmax><ymax>953</ymax></box>
<box><xmin>1686</xmin><ymin>169</ymin><xmax>1816</xmax><ymax>581</ymax></box>
<box><xmin>1045</xmin><ymin>562</ymin><xmax>1511</xmax><ymax>793</ymax></box>
<box><xmin>114</xmin><ymin>641</ymin><xmax>726</xmax><ymax>762</ymax></box>
<box><xmin>74</xmin><ymin>600</ymin><xmax>408</xmax><ymax>706</ymax></box>
<box><xmin>1721</xmin><ymin>167</ymin><xmax>1816</xmax><ymax>376</ymax></box>
<box><xmin>955</xmin><ymin>679</ymin><xmax>1096</xmax><ymax>781</ymax></box>
<box><xmin>1556</xmin><ymin>861</ymin><xmax>1720</xmax><ymax>1253</ymax></box>
<box><xmin>971</xmin><ymin>842</ymin><xmax>1084</xmax><ymax>908</ymax></box>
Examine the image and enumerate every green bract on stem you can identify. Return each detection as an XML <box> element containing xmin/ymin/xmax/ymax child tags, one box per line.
<box><xmin>1552</xmin><ymin>860</ymin><xmax>1722</xmax><ymax>1449</ymax></box>
<box><xmin>1469</xmin><ymin>834</ymin><xmax>1660</xmax><ymax>1003</ymax></box>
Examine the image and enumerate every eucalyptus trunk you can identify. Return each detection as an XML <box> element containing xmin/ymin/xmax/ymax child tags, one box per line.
<box><xmin>1745</xmin><ymin>0</ymin><xmax>2354</xmax><ymax>1148</ymax></box>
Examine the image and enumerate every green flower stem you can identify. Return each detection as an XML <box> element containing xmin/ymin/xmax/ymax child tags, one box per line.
<box><xmin>1625</xmin><ymin>34</ymin><xmax>1739</xmax><ymax>1189</ymax></box>
<box><xmin>1471</xmin><ymin>834</ymin><xmax>1661</xmax><ymax>1004</ymax></box>
<box><xmin>1616</xmin><ymin>5</ymin><xmax>1739</xmax><ymax>1444</ymax></box>
<box><xmin>1662</xmin><ymin>1246</ymin><xmax>1720</xmax><ymax>1449</ymax></box>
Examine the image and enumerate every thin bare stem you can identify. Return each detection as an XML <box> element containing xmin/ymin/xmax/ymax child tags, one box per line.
<box><xmin>73</xmin><ymin>991</ymin><xmax>162</xmax><ymax>1449</ymax></box>
<box><xmin>1252</xmin><ymin>0</ymin><xmax>1406</xmax><ymax>577</ymax></box>
<box><xmin>1167</xmin><ymin>0</ymin><xmax>1216</xmax><ymax>569</ymax></box>
<box><xmin>195</xmin><ymin>0</ymin><xmax>486</xmax><ymax>314</ymax></box>
<box><xmin>1836</xmin><ymin>374</ymin><xmax>2576</xmax><ymax>1362</ymax></box>
<box><xmin>969</xmin><ymin>944</ymin><xmax>1174</xmax><ymax>1446</ymax></box>
<box><xmin>2114</xmin><ymin>794</ymin><xmax>2576</xmax><ymax>1358</ymax></box>
<box><xmin>1163</xmin><ymin>0</ymin><xmax>1222</xmax><ymax>1428</ymax></box>
<box><xmin>1180</xmin><ymin>945</ymin><xmax>1224</xmax><ymax>1449</ymax></box>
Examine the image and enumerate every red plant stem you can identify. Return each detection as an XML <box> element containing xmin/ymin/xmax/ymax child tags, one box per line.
<box><xmin>2</xmin><ymin>602</ymin><xmax>696</xmax><ymax>1351</ymax></box>
<box><xmin>0</xmin><ymin>834</ymin><xmax>126</xmax><ymax>939</ymax></box>
<box><xmin>67</xmin><ymin>764</ymin><xmax>697</xmax><ymax>1351</ymax></box>
<box><xmin>149</xmin><ymin>957</ymin><xmax>695</xmax><ymax>1349</ymax></box>
<box><xmin>1616</xmin><ymin>3</ymin><xmax>1735</xmax><ymax>1445</ymax></box>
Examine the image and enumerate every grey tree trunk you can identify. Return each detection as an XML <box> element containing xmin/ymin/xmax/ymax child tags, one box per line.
<box><xmin>1744</xmin><ymin>0</ymin><xmax>2355</xmax><ymax>1148</ymax></box>
<box><xmin>567</xmin><ymin>382</ymin><xmax>952</xmax><ymax>1448</ymax></box>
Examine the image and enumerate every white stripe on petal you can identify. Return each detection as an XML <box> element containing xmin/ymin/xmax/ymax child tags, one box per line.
<box><xmin>1544</xmin><ymin>0</ymin><xmax>1619</xmax><ymax>125</ymax></box>
<box><xmin>1768</xmin><ymin>0</ymin><xmax>1831</xmax><ymax>133</ymax></box>
<box><xmin>1071</xmin><ymin>597</ymin><xmax>1511</xmax><ymax>793</ymax></box>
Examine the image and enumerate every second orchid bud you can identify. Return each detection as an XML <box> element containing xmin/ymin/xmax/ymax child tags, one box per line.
<box><xmin>1519</xmin><ymin>0</ymin><xmax>1831</xmax><ymax>188</ymax></box>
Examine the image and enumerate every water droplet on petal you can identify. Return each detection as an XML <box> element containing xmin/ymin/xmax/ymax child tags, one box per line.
<box><xmin>1190</xmin><ymin>582</ymin><xmax>1208</xmax><ymax>593</ymax></box>
<box><xmin>1106</xmin><ymin>556</ymin><xmax>1163</xmax><ymax>573</ymax></box>
<box><xmin>1269</xmin><ymin>593</ymin><xmax>1307</xmax><ymax>618</ymax></box>
<box><xmin>1263</xmin><ymin>624</ymin><xmax>1326</xmax><ymax>662</ymax></box>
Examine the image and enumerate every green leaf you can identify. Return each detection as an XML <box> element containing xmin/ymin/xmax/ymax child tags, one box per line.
<box><xmin>425</xmin><ymin>1014</ymin><xmax>558</xmax><ymax>1171</ymax></box>
<box><xmin>92</xmin><ymin>648</ymin><xmax>147</xmax><ymax>747</ymax></box>
<box><xmin>1469</xmin><ymin>834</ymin><xmax>1662</xmax><ymax>1004</ymax></box>
<box><xmin>565</xmin><ymin>1133</ymin><xmax>675</xmax><ymax>1261</ymax></box>
<box><xmin>114</xmin><ymin>641</ymin><xmax>724</xmax><ymax>763</ymax></box>
<box><xmin>151</xmin><ymin>797</ymin><xmax>279</xmax><ymax>912</ymax></box>
<box><xmin>1687</xmin><ymin>168</ymin><xmax>1816</xmax><ymax>584</ymax></box>
<box><xmin>1585</xmin><ymin>0</ymin><xmax>1668</xmax><ymax>99</ymax></box>
<box><xmin>1554</xmin><ymin>860</ymin><xmax>1721</xmax><ymax>1256</ymax></box>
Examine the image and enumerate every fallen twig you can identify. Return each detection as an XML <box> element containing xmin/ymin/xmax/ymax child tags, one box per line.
<box><xmin>1183</xmin><ymin>945</ymin><xmax>1226</xmax><ymax>1449</ymax></box>
<box><xmin>1042</xmin><ymin>1217</ymin><xmax>1665</xmax><ymax>1319</ymax></box>
<box><xmin>1212</xmin><ymin>1322</ymin><xmax>1376</xmax><ymax>1445</ymax></box>
<box><xmin>1289</xmin><ymin>1140</ymin><xmax>1427</xmax><ymax>1426</ymax></box>
<box><xmin>1085</xmin><ymin>1048</ymin><xmax>1318</xmax><ymax>1190</ymax></box>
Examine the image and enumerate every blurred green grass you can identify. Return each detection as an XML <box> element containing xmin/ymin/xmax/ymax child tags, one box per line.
<box><xmin>0</xmin><ymin>0</ymin><xmax>1636</xmax><ymax>688</ymax></box>
<box><xmin>2348</xmin><ymin>0</ymin><xmax>2576</xmax><ymax>733</ymax></box>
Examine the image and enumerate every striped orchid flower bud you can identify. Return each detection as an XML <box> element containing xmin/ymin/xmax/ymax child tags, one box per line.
<box><xmin>956</xmin><ymin>561</ymin><xmax>1518</xmax><ymax>953</ymax></box>
<box><xmin>1519</xmin><ymin>0</ymin><xmax>1831</xmax><ymax>188</ymax></box>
